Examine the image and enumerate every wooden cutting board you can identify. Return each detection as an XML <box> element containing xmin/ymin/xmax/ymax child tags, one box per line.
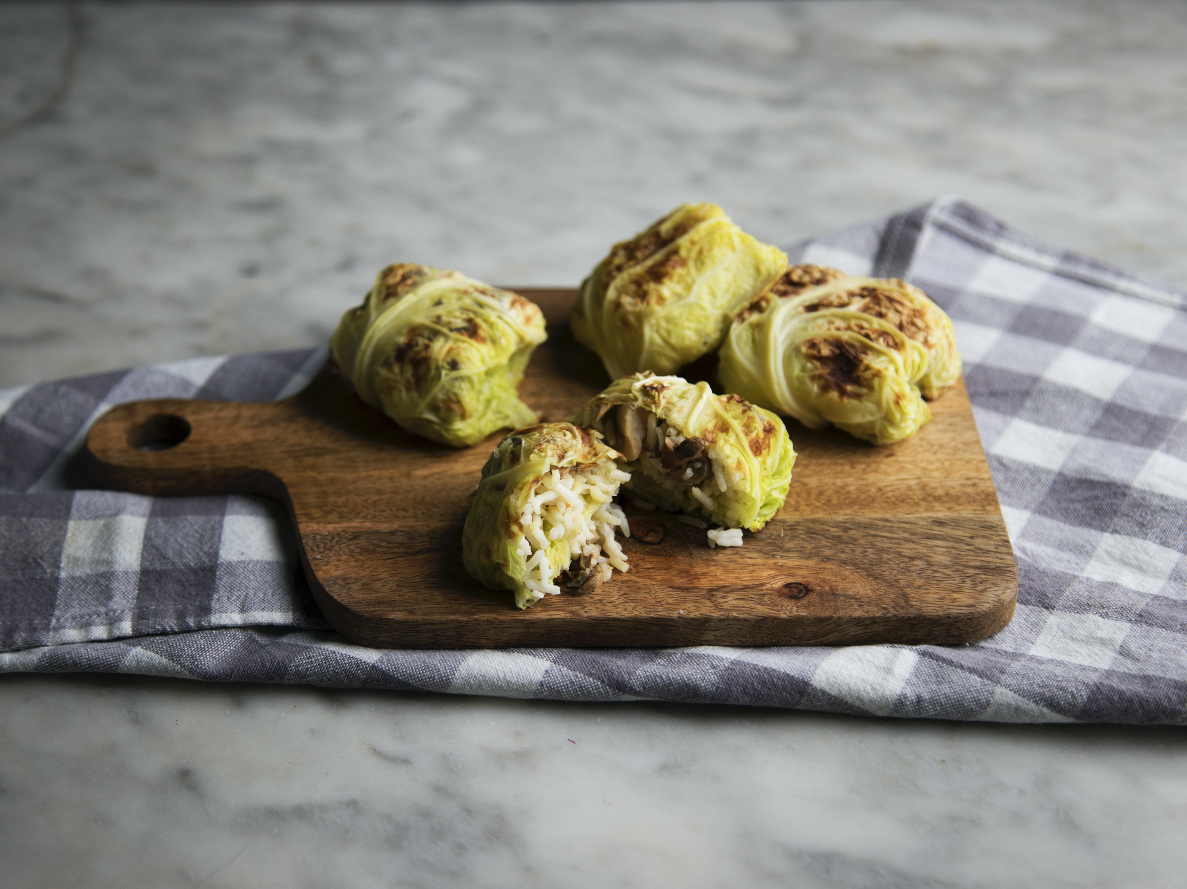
<box><xmin>85</xmin><ymin>289</ymin><xmax>1017</xmax><ymax>649</ymax></box>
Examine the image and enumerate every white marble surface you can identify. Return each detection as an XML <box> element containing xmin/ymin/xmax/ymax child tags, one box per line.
<box><xmin>4</xmin><ymin>674</ymin><xmax>1187</xmax><ymax>888</ymax></box>
<box><xmin>2</xmin><ymin>2</ymin><xmax>1187</xmax><ymax>885</ymax></box>
<box><xmin>3</xmin><ymin>1</ymin><xmax>1187</xmax><ymax>388</ymax></box>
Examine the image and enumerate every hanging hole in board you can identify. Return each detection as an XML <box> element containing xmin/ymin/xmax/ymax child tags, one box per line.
<box><xmin>128</xmin><ymin>414</ymin><xmax>192</xmax><ymax>452</ymax></box>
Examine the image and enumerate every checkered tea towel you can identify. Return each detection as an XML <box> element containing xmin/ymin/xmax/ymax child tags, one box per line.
<box><xmin>2</xmin><ymin>197</ymin><xmax>1185</xmax><ymax>723</ymax></box>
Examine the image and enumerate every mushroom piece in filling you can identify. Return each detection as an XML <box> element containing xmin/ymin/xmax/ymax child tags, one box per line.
<box><xmin>570</xmin><ymin>374</ymin><xmax>796</xmax><ymax>536</ymax></box>
<box><xmin>462</xmin><ymin>423</ymin><xmax>633</xmax><ymax>609</ymax></box>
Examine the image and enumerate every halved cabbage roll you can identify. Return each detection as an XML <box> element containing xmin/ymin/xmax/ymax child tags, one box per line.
<box><xmin>463</xmin><ymin>423</ymin><xmax>633</xmax><ymax>609</ymax></box>
<box><xmin>572</xmin><ymin>203</ymin><xmax>788</xmax><ymax>379</ymax></box>
<box><xmin>331</xmin><ymin>263</ymin><xmax>547</xmax><ymax>447</ymax></box>
<box><xmin>570</xmin><ymin>373</ymin><xmax>795</xmax><ymax>533</ymax></box>
<box><xmin>718</xmin><ymin>265</ymin><xmax>961</xmax><ymax>446</ymax></box>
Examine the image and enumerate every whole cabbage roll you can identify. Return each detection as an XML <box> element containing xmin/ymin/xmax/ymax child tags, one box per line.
<box><xmin>463</xmin><ymin>423</ymin><xmax>633</xmax><ymax>609</ymax></box>
<box><xmin>330</xmin><ymin>263</ymin><xmax>547</xmax><ymax>447</ymax></box>
<box><xmin>718</xmin><ymin>265</ymin><xmax>961</xmax><ymax>446</ymax></box>
<box><xmin>570</xmin><ymin>373</ymin><xmax>795</xmax><ymax>533</ymax></box>
<box><xmin>572</xmin><ymin>203</ymin><xmax>788</xmax><ymax>379</ymax></box>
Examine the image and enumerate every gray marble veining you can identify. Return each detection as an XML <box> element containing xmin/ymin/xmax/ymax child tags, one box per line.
<box><xmin>2</xmin><ymin>2</ymin><xmax>1187</xmax><ymax>886</ymax></box>
<box><xmin>2</xmin><ymin>1</ymin><xmax>1185</xmax><ymax>388</ymax></box>
<box><xmin>3</xmin><ymin>674</ymin><xmax>1186</xmax><ymax>888</ymax></box>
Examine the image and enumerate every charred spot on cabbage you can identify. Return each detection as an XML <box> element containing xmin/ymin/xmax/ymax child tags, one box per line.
<box><xmin>379</xmin><ymin>264</ymin><xmax>434</xmax><ymax>301</ymax></box>
<box><xmin>719</xmin><ymin>264</ymin><xmax>962</xmax><ymax>446</ymax></box>
<box><xmin>599</xmin><ymin>212</ymin><xmax>705</xmax><ymax>286</ymax></box>
<box><xmin>572</xmin><ymin>203</ymin><xmax>788</xmax><ymax>379</ymax></box>
<box><xmin>801</xmin><ymin>337</ymin><xmax>869</xmax><ymax>399</ymax></box>
<box><xmin>736</xmin><ymin>265</ymin><xmax>849</xmax><ymax>323</ymax></box>
<box><xmin>330</xmin><ymin>263</ymin><xmax>547</xmax><ymax>448</ymax></box>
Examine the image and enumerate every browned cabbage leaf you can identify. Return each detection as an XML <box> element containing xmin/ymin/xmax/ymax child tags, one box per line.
<box><xmin>462</xmin><ymin>423</ymin><xmax>632</xmax><ymax>609</ymax></box>
<box><xmin>570</xmin><ymin>373</ymin><xmax>795</xmax><ymax>532</ymax></box>
<box><xmin>572</xmin><ymin>203</ymin><xmax>787</xmax><ymax>379</ymax></box>
<box><xmin>718</xmin><ymin>265</ymin><xmax>961</xmax><ymax>445</ymax></box>
<box><xmin>330</xmin><ymin>263</ymin><xmax>547</xmax><ymax>447</ymax></box>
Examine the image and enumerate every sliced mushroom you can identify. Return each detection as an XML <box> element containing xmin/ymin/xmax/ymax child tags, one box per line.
<box><xmin>566</xmin><ymin>565</ymin><xmax>604</xmax><ymax>595</ymax></box>
<box><xmin>668</xmin><ymin>459</ymin><xmax>709</xmax><ymax>487</ymax></box>
<box><xmin>676</xmin><ymin>437</ymin><xmax>708</xmax><ymax>462</ymax></box>
<box><xmin>615</xmin><ymin>404</ymin><xmax>646</xmax><ymax>462</ymax></box>
<box><xmin>660</xmin><ymin>436</ymin><xmax>707</xmax><ymax>471</ymax></box>
<box><xmin>565</xmin><ymin>551</ymin><xmax>605</xmax><ymax>595</ymax></box>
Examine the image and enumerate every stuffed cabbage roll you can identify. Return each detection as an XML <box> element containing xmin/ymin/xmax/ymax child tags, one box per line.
<box><xmin>463</xmin><ymin>423</ymin><xmax>633</xmax><ymax>609</ymax></box>
<box><xmin>570</xmin><ymin>373</ymin><xmax>795</xmax><ymax>533</ymax></box>
<box><xmin>330</xmin><ymin>263</ymin><xmax>547</xmax><ymax>447</ymax></box>
<box><xmin>718</xmin><ymin>265</ymin><xmax>961</xmax><ymax>446</ymax></box>
<box><xmin>572</xmin><ymin>203</ymin><xmax>787</xmax><ymax>379</ymax></box>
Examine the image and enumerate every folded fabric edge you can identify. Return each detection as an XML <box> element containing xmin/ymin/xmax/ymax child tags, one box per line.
<box><xmin>783</xmin><ymin>195</ymin><xmax>1185</xmax><ymax>312</ymax></box>
<box><xmin>0</xmin><ymin>610</ymin><xmax>331</xmax><ymax>654</ymax></box>
<box><xmin>2</xmin><ymin>628</ymin><xmax>1182</xmax><ymax>726</ymax></box>
<box><xmin>921</xmin><ymin>196</ymin><xmax>1185</xmax><ymax>310</ymax></box>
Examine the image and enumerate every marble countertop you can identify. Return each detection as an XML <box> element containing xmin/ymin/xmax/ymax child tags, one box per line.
<box><xmin>2</xmin><ymin>2</ymin><xmax>1185</xmax><ymax>885</ymax></box>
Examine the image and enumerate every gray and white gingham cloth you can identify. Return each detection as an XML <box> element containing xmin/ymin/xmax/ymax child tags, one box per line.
<box><xmin>2</xmin><ymin>197</ymin><xmax>1185</xmax><ymax>723</ymax></box>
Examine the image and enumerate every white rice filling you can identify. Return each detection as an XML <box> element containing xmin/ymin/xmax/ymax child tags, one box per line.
<box><xmin>552</xmin><ymin>410</ymin><xmax>755</xmax><ymax>587</ymax></box>
<box><xmin>516</xmin><ymin>460</ymin><xmax>632</xmax><ymax>600</ymax></box>
<box><xmin>689</xmin><ymin>485</ymin><xmax>714</xmax><ymax>512</ymax></box>
<box><xmin>626</xmin><ymin>417</ymin><xmax>742</xmax><ymax>527</ymax></box>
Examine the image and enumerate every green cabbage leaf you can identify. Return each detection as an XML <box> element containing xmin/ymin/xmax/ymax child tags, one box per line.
<box><xmin>462</xmin><ymin>423</ymin><xmax>624</xmax><ymax>609</ymax></box>
<box><xmin>571</xmin><ymin>373</ymin><xmax>795</xmax><ymax>531</ymax></box>
<box><xmin>718</xmin><ymin>266</ymin><xmax>961</xmax><ymax>445</ymax></box>
<box><xmin>330</xmin><ymin>263</ymin><xmax>547</xmax><ymax>447</ymax></box>
<box><xmin>572</xmin><ymin>203</ymin><xmax>787</xmax><ymax>379</ymax></box>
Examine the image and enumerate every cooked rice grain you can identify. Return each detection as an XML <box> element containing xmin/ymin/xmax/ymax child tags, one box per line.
<box><xmin>515</xmin><ymin>458</ymin><xmax>632</xmax><ymax>598</ymax></box>
<box><xmin>707</xmin><ymin>528</ymin><xmax>744</xmax><ymax>548</ymax></box>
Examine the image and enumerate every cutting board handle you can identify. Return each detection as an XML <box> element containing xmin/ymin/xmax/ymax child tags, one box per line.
<box><xmin>85</xmin><ymin>397</ymin><xmax>284</xmax><ymax>497</ymax></box>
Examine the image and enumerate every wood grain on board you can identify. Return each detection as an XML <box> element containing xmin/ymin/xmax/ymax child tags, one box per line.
<box><xmin>85</xmin><ymin>289</ymin><xmax>1018</xmax><ymax>649</ymax></box>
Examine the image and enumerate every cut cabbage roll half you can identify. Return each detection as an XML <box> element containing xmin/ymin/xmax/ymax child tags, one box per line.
<box><xmin>463</xmin><ymin>423</ymin><xmax>633</xmax><ymax>609</ymax></box>
<box><xmin>718</xmin><ymin>265</ymin><xmax>961</xmax><ymax>446</ymax></box>
<box><xmin>570</xmin><ymin>373</ymin><xmax>795</xmax><ymax>534</ymax></box>
<box><xmin>572</xmin><ymin>203</ymin><xmax>788</xmax><ymax>379</ymax></box>
<box><xmin>330</xmin><ymin>263</ymin><xmax>548</xmax><ymax>447</ymax></box>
